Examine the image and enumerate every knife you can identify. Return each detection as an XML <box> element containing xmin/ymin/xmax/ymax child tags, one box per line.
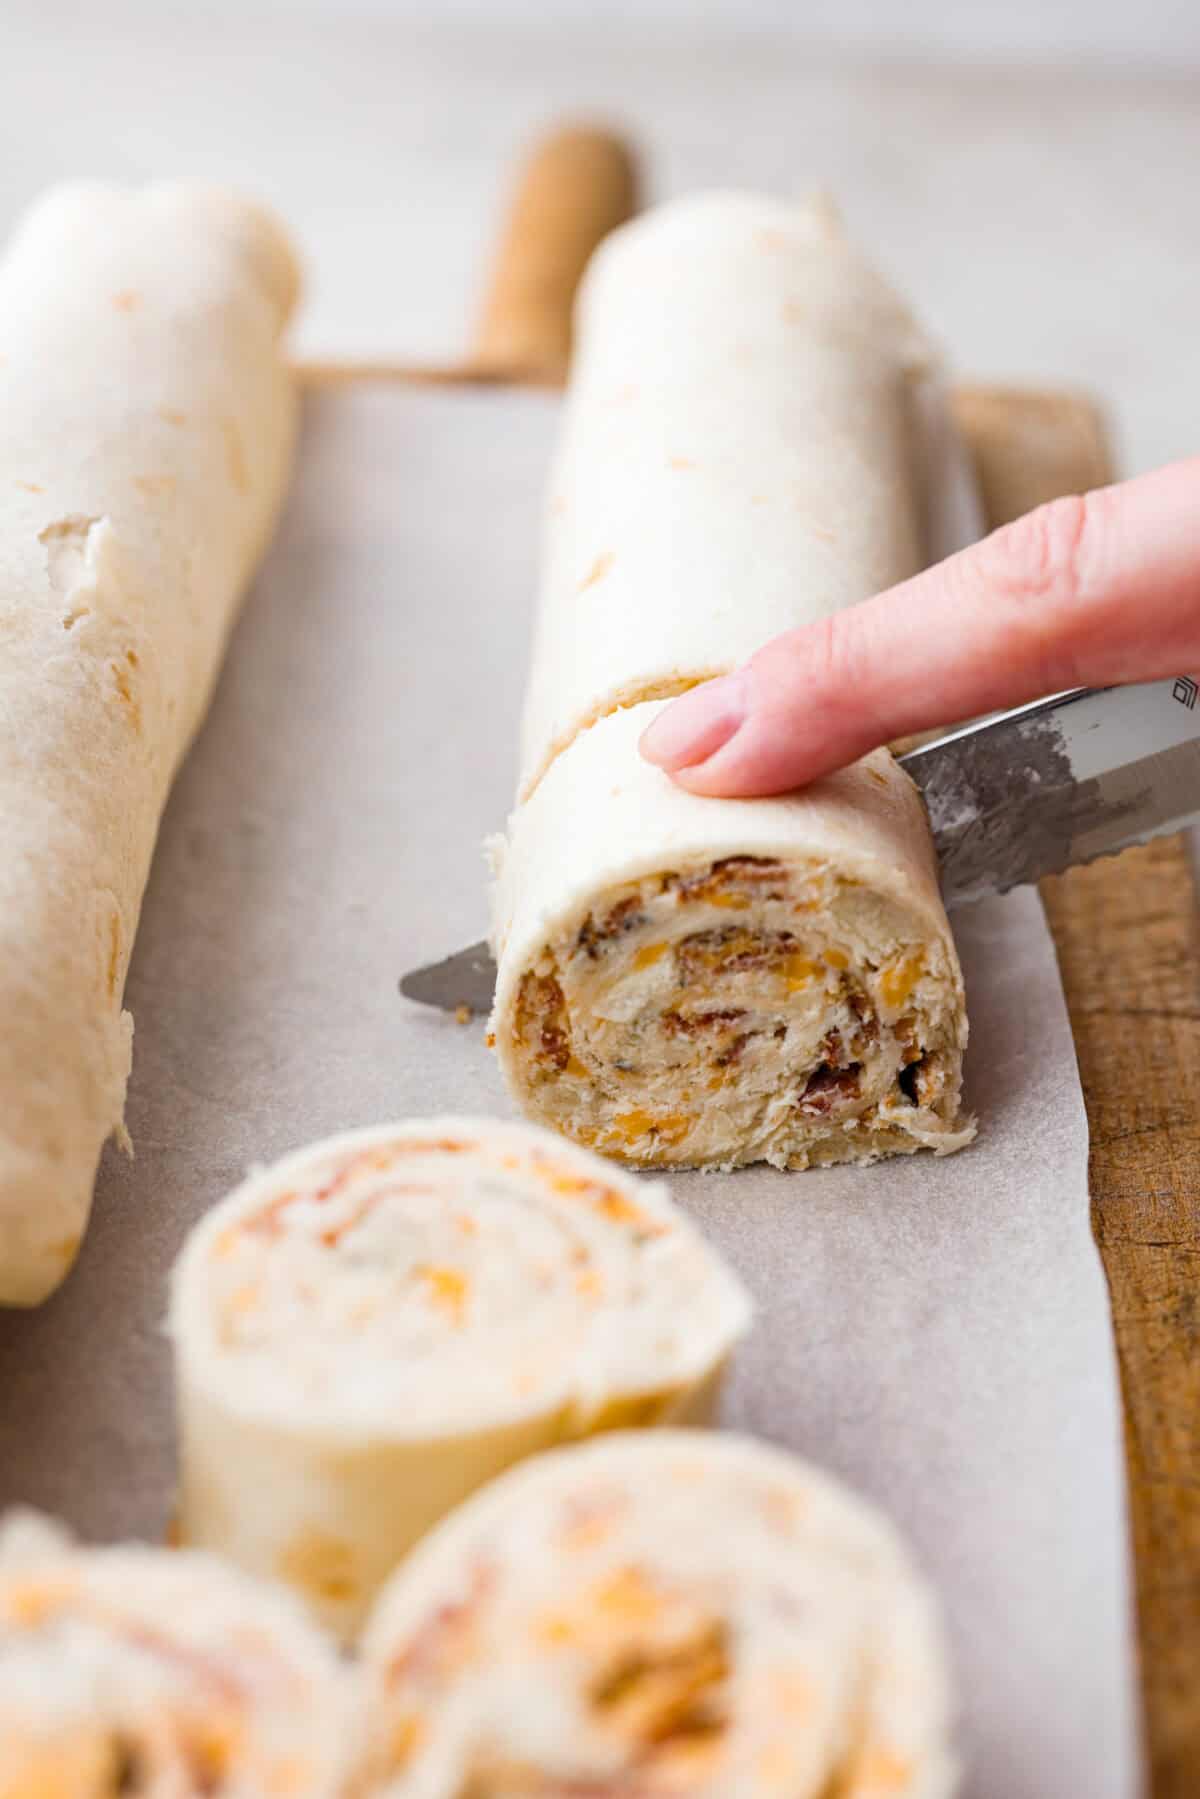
<box><xmin>399</xmin><ymin>676</ymin><xmax>1200</xmax><ymax>1014</ymax></box>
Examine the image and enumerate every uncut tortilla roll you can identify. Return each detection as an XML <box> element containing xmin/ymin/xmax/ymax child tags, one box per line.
<box><xmin>0</xmin><ymin>182</ymin><xmax>298</xmax><ymax>1305</ymax></box>
<box><xmin>169</xmin><ymin>1119</ymin><xmax>750</xmax><ymax>1643</ymax></box>
<box><xmin>350</xmin><ymin>1431</ymin><xmax>957</xmax><ymax>1799</ymax></box>
<box><xmin>491</xmin><ymin>704</ymin><xmax>973</xmax><ymax>1169</ymax></box>
<box><xmin>0</xmin><ymin>1511</ymin><xmax>345</xmax><ymax>1797</ymax></box>
<box><xmin>518</xmin><ymin>189</ymin><xmax>933</xmax><ymax>797</ymax></box>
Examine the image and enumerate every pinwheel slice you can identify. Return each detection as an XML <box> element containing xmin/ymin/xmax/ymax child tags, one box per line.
<box><xmin>169</xmin><ymin>1119</ymin><xmax>750</xmax><ymax>1641</ymax></box>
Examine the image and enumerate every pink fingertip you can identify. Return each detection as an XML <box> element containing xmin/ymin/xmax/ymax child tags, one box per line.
<box><xmin>638</xmin><ymin>671</ymin><xmax>750</xmax><ymax>771</ymax></box>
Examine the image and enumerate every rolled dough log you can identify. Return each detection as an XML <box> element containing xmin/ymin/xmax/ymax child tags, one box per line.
<box><xmin>0</xmin><ymin>1510</ymin><xmax>346</xmax><ymax>1796</ymax></box>
<box><xmin>490</xmin><ymin>190</ymin><xmax>971</xmax><ymax>1170</ymax></box>
<box><xmin>0</xmin><ymin>183</ymin><xmax>299</xmax><ymax>1304</ymax></box>
<box><xmin>351</xmin><ymin>1430</ymin><xmax>957</xmax><ymax>1798</ymax></box>
<box><xmin>169</xmin><ymin>1118</ymin><xmax>750</xmax><ymax>1641</ymax></box>
<box><xmin>518</xmin><ymin>190</ymin><xmax>932</xmax><ymax>798</ymax></box>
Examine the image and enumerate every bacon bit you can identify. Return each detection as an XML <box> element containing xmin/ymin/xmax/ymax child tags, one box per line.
<box><xmin>879</xmin><ymin>953</ymin><xmax>924</xmax><ymax>1010</ymax></box>
<box><xmin>417</xmin><ymin>1265</ymin><xmax>469</xmax><ymax>1324</ymax></box>
<box><xmin>578</xmin><ymin>550</ymin><xmax>615</xmax><ymax>593</ymax></box>
<box><xmin>797</xmin><ymin>1063</ymin><xmax>862</xmax><ymax>1116</ymax></box>
<box><xmin>848</xmin><ymin>990</ymin><xmax>881</xmax><ymax>1048</ymax></box>
<box><xmin>661</xmin><ymin>1008</ymin><xmax>745</xmax><ymax>1039</ymax></box>
<box><xmin>318</xmin><ymin>1190</ymin><xmax>387</xmax><ymax>1247</ymax></box>
<box><xmin>632</xmin><ymin>941</ymin><xmax>669</xmax><ymax>972</ymax></box>
<box><xmin>712</xmin><ymin>1033</ymin><xmax>749</xmax><ymax>1069</ymax></box>
<box><xmin>679</xmin><ymin>856</ymin><xmax>786</xmax><ymax>905</ymax></box>
<box><xmin>589</xmin><ymin>1616</ymin><xmax>730</xmax><ymax>1756</ymax></box>
<box><xmin>517</xmin><ymin>971</ymin><xmax>572</xmax><ymax>1072</ymax></box>
<box><xmin>676</xmin><ymin>928</ymin><xmax>780</xmax><ymax>981</ymax></box>
<box><xmin>577</xmin><ymin>896</ymin><xmax>645</xmax><ymax>957</ymax></box>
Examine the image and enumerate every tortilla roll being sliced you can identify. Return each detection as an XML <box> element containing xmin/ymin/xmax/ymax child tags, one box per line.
<box><xmin>0</xmin><ymin>1511</ymin><xmax>345</xmax><ymax>1798</ymax></box>
<box><xmin>0</xmin><ymin>182</ymin><xmax>299</xmax><ymax>1305</ymax></box>
<box><xmin>350</xmin><ymin>1430</ymin><xmax>957</xmax><ymax>1799</ymax></box>
<box><xmin>491</xmin><ymin>706</ymin><xmax>972</xmax><ymax>1169</ymax></box>
<box><xmin>169</xmin><ymin>1119</ymin><xmax>750</xmax><ymax>1643</ymax></box>
<box><xmin>490</xmin><ymin>190</ymin><xmax>972</xmax><ymax>1169</ymax></box>
<box><xmin>517</xmin><ymin>189</ymin><xmax>933</xmax><ymax>799</ymax></box>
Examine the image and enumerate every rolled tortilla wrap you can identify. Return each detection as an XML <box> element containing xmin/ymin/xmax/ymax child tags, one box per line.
<box><xmin>491</xmin><ymin>705</ymin><xmax>972</xmax><ymax>1168</ymax></box>
<box><xmin>0</xmin><ymin>182</ymin><xmax>299</xmax><ymax>1305</ymax></box>
<box><xmin>518</xmin><ymin>189</ymin><xmax>932</xmax><ymax>797</ymax></box>
<box><xmin>0</xmin><ymin>1511</ymin><xmax>344</xmax><ymax>1797</ymax></box>
<box><xmin>490</xmin><ymin>190</ymin><xmax>972</xmax><ymax>1168</ymax></box>
<box><xmin>169</xmin><ymin>1118</ymin><xmax>750</xmax><ymax>1642</ymax></box>
<box><xmin>351</xmin><ymin>1430</ymin><xmax>957</xmax><ymax>1798</ymax></box>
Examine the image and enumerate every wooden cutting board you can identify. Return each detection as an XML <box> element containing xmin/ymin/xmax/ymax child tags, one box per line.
<box><xmin>311</xmin><ymin>127</ymin><xmax>1200</xmax><ymax>1796</ymax></box>
<box><xmin>956</xmin><ymin>387</ymin><xmax>1200</xmax><ymax>1799</ymax></box>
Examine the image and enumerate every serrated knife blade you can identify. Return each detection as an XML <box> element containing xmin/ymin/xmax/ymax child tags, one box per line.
<box><xmin>399</xmin><ymin>676</ymin><xmax>1200</xmax><ymax>1013</ymax></box>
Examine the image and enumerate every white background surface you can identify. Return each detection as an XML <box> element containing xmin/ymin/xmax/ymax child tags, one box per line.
<box><xmin>2</xmin><ymin>0</ymin><xmax>1199</xmax><ymax>477</ymax></box>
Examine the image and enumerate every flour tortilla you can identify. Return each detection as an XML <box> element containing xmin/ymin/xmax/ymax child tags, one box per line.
<box><xmin>0</xmin><ymin>183</ymin><xmax>299</xmax><ymax>1303</ymax></box>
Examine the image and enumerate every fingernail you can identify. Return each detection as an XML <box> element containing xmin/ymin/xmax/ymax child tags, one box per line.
<box><xmin>638</xmin><ymin>671</ymin><xmax>750</xmax><ymax>770</ymax></box>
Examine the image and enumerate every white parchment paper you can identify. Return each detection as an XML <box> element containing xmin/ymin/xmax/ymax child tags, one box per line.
<box><xmin>0</xmin><ymin>384</ymin><xmax>1137</xmax><ymax>1797</ymax></box>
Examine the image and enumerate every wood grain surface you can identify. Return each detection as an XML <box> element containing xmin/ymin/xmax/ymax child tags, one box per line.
<box><xmin>956</xmin><ymin>385</ymin><xmax>1200</xmax><ymax>1799</ymax></box>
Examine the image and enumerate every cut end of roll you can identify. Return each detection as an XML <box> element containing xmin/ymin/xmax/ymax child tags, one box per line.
<box><xmin>169</xmin><ymin>1117</ymin><xmax>749</xmax><ymax>1639</ymax></box>
<box><xmin>492</xmin><ymin>711</ymin><xmax>973</xmax><ymax>1173</ymax></box>
<box><xmin>352</xmin><ymin>1430</ymin><xmax>957</xmax><ymax>1799</ymax></box>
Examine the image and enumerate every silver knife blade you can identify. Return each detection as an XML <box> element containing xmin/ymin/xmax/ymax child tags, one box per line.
<box><xmin>399</xmin><ymin>676</ymin><xmax>1200</xmax><ymax>1011</ymax></box>
<box><xmin>911</xmin><ymin>675</ymin><xmax>1200</xmax><ymax>906</ymax></box>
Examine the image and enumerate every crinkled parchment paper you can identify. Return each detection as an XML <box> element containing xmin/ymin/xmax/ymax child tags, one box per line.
<box><xmin>0</xmin><ymin>385</ymin><xmax>1138</xmax><ymax>1798</ymax></box>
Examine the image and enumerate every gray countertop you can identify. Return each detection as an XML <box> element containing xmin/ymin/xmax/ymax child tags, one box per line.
<box><xmin>2</xmin><ymin>3</ymin><xmax>1198</xmax><ymax>477</ymax></box>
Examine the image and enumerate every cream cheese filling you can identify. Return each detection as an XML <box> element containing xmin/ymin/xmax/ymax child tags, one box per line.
<box><xmin>507</xmin><ymin>855</ymin><xmax>970</xmax><ymax>1170</ymax></box>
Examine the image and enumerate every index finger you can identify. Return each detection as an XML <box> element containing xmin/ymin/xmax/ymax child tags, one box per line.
<box><xmin>639</xmin><ymin>457</ymin><xmax>1200</xmax><ymax>797</ymax></box>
